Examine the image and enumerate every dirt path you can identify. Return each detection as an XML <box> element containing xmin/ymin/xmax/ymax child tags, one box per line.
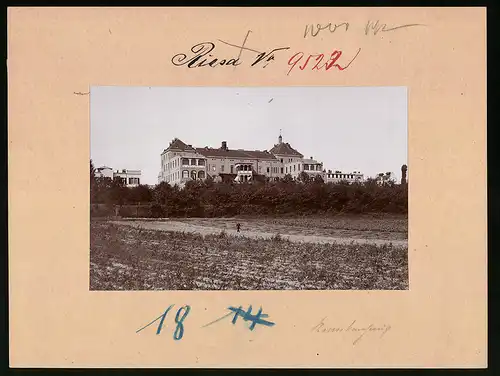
<box><xmin>111</xmin><ymin>220</ymin><xmax>408</xmax><ymax>248</ymax></box>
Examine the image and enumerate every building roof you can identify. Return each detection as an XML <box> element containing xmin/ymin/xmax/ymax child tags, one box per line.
<box><xmin>269</xmin><ymin>142</ymin><xmax>303</xmax><ymax>157</ymax></box>
<box><xmin>165</xmin><ymin>138</ymin><xmax>196</xmax><ymax>152</ymax></box>
<box><xmin>96</xmin><ymin>166</ymin><xmax>112</xmax><ymax>171</ymax></box>
<box><xmin>195</xmin><ymin>147</ymin><xmax>277</xmax><ymax>160</ymax></box>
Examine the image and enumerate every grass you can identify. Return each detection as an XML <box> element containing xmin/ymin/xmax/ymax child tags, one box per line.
<box><xmin>90</xmin><ymin>221</ymin><xmax>408</xmax><ymax>291</ymax></box>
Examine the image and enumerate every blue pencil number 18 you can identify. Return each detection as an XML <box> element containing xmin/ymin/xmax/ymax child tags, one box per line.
<box><xmin>136</xmin><ymin>304</ymin><xmax>191</xmax><ymax>341</ymax></box>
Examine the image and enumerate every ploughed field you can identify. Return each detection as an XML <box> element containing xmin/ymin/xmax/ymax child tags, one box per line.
<box><xmin>175</xmin><ymin>215</ymin><xmax>408</xmax><ymax>241</ymax></box>
<box><xmin>90</xmin><ymin>215</ymin><xmax>408</xmax><ymax>291</ymax></box>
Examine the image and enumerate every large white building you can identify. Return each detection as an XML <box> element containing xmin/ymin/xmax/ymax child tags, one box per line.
<box><xmin>95</xmin><ymin>166</ymin><xmax>142</xmax><ymax>187</ymax></box>
<box><xmin>158</xmin><ymin>135</ymin><xmax>365</xmax><ymax>187</ymax></box>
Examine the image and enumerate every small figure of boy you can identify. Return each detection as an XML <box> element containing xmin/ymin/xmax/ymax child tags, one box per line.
<box><xmin>236</xmin><ymin>223</ymin><xmax>241</xmax><ymax>233</ymax></box>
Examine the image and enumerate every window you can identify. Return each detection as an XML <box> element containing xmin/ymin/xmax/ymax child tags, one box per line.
<box><xmin>198</xmin><ymin>159</ymin><xmax>205</xmax><ymax>166</ymax></box>
<box><xmin>259</xmin><ymin>166</ymin><xmax>261</xmax><ymax>173</ymax></box>
<box><xmin>191</xmin><ymin>170</ymin><xmax>197</xmax><ymax>180</ymax></box>
<box><xmin>191</xmin><ymin>158</ymin><xmax>196</xmax><ymax>165</ymax></box>
<box><xmin>286</xmin><ymin>167</ymin><xmax>288</xmax><ymax>173</ymax></box>
<box><xmin>267</xmin><ymin>167</ymin><xmax>270</xmax><ymax>173</ymax></box>
<box><xmin>281</xmin><ymin>167</ymin><xmax>284</xmax><ymax>174</ymax></box>
<box><xmin>294</xmin><ymin>165</ymin><xmax>296</xmax><ymax>172</ymax></box>
<box><xmin>298</xmin><ymin>164</ymin><xmax>301</xmax><ymax>171</ymax></box>
<box><xmin>198</xmin><ymin>171</ymin><xmax>205</xmax><ymax>179</ymax></box>
<box><xmin>280</xmin><ymin>158</ymin><xmax>283</xmax><ymax>163</ymax></box>
<box><xmin>182</xmin><ymin>170</ymin><xmax>189</xmax><ymax>178</ymax></box>
<box><xmin>230</xmin><ymin>165</ymin><xmax>234</xmax><ymax>173</ymax></box>
<box><xmin>128</xmin><ymin>177</ymin><xmax>139</xmax><ymax>185</ymax></box>
<box><xmin>182</xmin><ymin>158</ymin><xmax>189</xmax><ymax>165</ymax></box>
<box><xmin>221</xmin><ymin>165</ymin><xmax>225</xmax><ymax>172</ymax></box>
<box><xmin>212</xmin><ymin>166</ymin><xmax>216</xmax><ymax>171</ymax></box>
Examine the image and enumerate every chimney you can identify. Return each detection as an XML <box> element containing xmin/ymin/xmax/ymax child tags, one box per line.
<box><xmin>310</xmin><ymin>156</ymin><xmax>313</xmax><ymax>160</ymax></box>
<box><xmin>221</xmin><ymin>141</ymin><xmax>227</xmax><ymax>150</ymax></box>
<box><xmin>401</xmin><ymin>164</ymin><xmax>408</xmax><ymax>184</ymax></box>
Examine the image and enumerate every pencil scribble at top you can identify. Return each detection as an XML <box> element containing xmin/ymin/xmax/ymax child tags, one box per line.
<box><xmin>303</xmin><ymin>22</ymin><xmax>350</xmax><ymax>39</ymax></box>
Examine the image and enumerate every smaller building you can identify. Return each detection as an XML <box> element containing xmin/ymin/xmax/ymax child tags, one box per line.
<box><xmin>94</xmin><ymin>166</ymin><xmax>113</xmax><ymax>179</ymax></box>
<box><xmin>374</xmin><ymin>172</ymin><xmax>396</xmax><ymax>185</ymax></box>
<box><xmin>94</xmin><ymin>166</ymin><xmax>142</xmax><ymax>187</ymax></box>
<box><xmin>284</xmin><ymin>157</ymin><xmax>324</xmax><ymax>180</ymax></box>
<box><xmin>113</xmin><ymin>169</ymin><xmax>142</xmax><ymax>187</ymax></box>
<box><xmin>325</xmin><ymin>170</ymin><xmax>364</xmax><ymax>184</ymax></box>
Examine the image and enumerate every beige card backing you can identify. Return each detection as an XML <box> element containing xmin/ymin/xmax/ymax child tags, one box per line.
<box><xmin>8</xmin><ymin>7</ymin><xmax>487</xmax><ymax>368</ymax></box>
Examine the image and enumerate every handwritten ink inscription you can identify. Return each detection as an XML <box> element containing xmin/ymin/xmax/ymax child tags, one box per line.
<box><xmin>171</xmin><ymin>36</ymin><xmax>290</xmax><ymax>70</ymax></box>
<box><xmin>311</xmin><ymin>317</ymin><xmax>391</xmax><ymax>345</ymax></box>
<box><xmin>137</xmin><ymin>304</ymin><xmax>275</xmax><ymax>341</ymax></box>
<box><xmin>170</xmin><ymin>21</ymin><xmax>424</xmax><ymax>75</ymax></box>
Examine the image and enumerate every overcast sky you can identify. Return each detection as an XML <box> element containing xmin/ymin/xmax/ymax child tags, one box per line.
<box><xmin>90</xmin><ymin>86</ymin><xmax>407</xmax><ymax>185</ymax></box>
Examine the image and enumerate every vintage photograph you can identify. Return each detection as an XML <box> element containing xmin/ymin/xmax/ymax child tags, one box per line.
<box><xmin>90</xmin><ymin>86</ymin><xmax>408</xmax><ymax>291</ymax></box>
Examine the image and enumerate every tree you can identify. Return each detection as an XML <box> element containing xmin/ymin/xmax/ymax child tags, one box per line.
<box><xmin>281</xmin><ymin>174</ymin><xmax>294</xmax><ymax>184</ymax></box>
<box><xmin>108</xmin><ymin>177</ymin><xmax>127</xmax><ymax>205</ymax></box>
<box><xmin>90</xmin><ymin>159</ymin><xmax>96</xmax><ymax>203</ymax></box>
<box><xmin>313</xmin><ymin>174</ymin><xmax>324</xmax><ymax>184</ymax></box>
<box><xmin>297</xmin><ymin>171</ymin><xmax>311</xmax><ymax>183</ymax></box>
<box><xmin>128</xmin><ymin>184</ymin><xmax>153</xmax><ymax>203</ymax></box>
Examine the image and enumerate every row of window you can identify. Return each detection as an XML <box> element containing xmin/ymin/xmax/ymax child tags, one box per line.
<box><xmin>327</xmin><ymin>174</ymin><xmax>358</xmax><ymax>179</ymax></box>
<box><xmin>303</xmin><ymin>164</ymin><xmax>322</xmax><ymax>171</ymax></box>
<box><xmin>182</xmin><ymin>158</ymin><xmax>205</xmax><ymax>166</ymax></box>
<box><xmin>116</xmin><ymin>177</ymin><xmax>140</xmax><ymax>185</ymax></box>
<box><xmin>164</xmin><ymin>158</ymin><xmax>206</xmax><ymax>172</ymax></box>
<box><xmin>165</xmin><ymin>170</ymin><xmax>207</xmax><ymax>183</ymax></box>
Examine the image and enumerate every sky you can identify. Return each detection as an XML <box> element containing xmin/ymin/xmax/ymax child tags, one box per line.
<box><xmin>90</xmin><ymin>86</ymin><xmax>407</xmax><ymax>185</ymax></box>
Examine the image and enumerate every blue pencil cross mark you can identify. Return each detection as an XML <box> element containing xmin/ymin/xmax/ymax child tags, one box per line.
<box><xmin>202</xmin><ymin>305</ymin><xmax>275</xmax><ymax>331</ymax></box>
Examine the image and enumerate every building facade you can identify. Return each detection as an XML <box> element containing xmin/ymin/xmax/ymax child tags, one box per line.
<box><xmin>159</xmin><ymin>135</ymin><xmax>308</xmax><ymax>186</ymax></box>
<box><xmin>158</xmin><ymin>134</ymin><xmax>364</xmax><ymax>187</ymax></box>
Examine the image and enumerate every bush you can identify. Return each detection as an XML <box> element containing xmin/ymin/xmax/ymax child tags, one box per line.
<box><xmin>91</xmin><ymin>177</ymin><xmax>407</xmax><ymax>218</ymax></box>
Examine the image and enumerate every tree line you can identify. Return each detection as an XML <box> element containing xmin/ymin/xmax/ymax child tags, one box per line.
<box><xmin>90</xmin><ymin>160</ymin><xmax>407</xmax><ymax>217</ymax></box>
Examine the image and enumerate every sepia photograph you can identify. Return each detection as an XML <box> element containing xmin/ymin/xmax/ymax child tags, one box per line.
<box><xmin>90</xmin><ymin>86</ymin><xmax>408</xmax><ymax>291</ymax></box>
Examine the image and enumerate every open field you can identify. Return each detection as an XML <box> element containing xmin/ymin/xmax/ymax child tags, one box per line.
<box><xmin>90</xmin><ymin>218</ymin><xmax>408</xmax><ymax>291</ymax></box>
<box><xmin>112</xmin><ymin>214</ymin><xmax>407</xmax><ymax>247</ymax></box>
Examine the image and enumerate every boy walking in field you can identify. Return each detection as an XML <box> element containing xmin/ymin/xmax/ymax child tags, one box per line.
<box><xmin>236</xmin><ymin>223</ymin><xmax>241</xmax><ymax>233</ymax></box>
